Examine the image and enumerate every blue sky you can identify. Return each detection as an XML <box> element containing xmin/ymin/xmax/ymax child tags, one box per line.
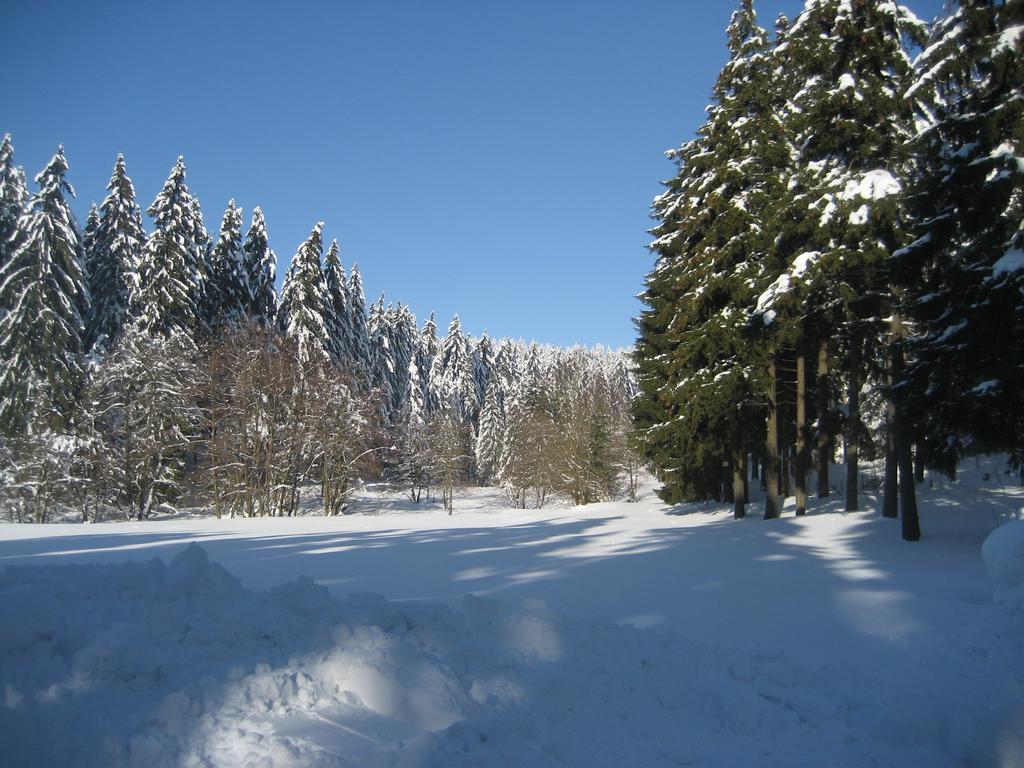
<box><xmin>3</xmin><ymin>0</ymin><xmax>944</xmax><ymax>348</ymax></box>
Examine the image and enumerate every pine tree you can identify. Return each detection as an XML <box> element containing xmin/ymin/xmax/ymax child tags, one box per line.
<box><xmin>429</xmin><ymin>314</ymin><xmax>478</xmax><ymax>424</ymax></box>
<box><xmin>896</xmin><ymin>0</ymin><xmax>1024</xmax><ymax>478</ymax></box>
<box><xmin>769</xmin><ymin>0</ymin><xmax>925</xmax><ymax>513</ymax></box>
<box><xmin>207</xmin><ymin>200</ymin><xmax>248</xmax><ymax>328</ymax></box>
<box><xmin>86</xmin><ymin>155</ymin><xmax>146</xmax><ymax>352</ymax></box>
<box><xmin>473</xmin><ymin>331</ymin><xmax>494</xmax><ymax>409</ymax></box>
<box><xmin>277</xmin><ymin>222</ymin><xmax>331</xmax><ymax>366</ymax></box>
<box><xmin>134</xmin><ymin>157</ymin><xmax>207</xmax><ymax>341</ymax></box>
<box><xmin>0</xmin><ymin>147</ymin><xmax>88</xmax><ymax>432</ymax></box>
<box><xmin>635</xmin><ymin>0</ymin><xmax>783</xmax><ymax>509</ymax></box>
<box><xmin>367</xmin><ymin>296</ymin><xmax>397</xmax><ymax>416</ymax></box>
<box><xmin>81</xmin><ymin>203</ymin><xmax>100</xmax><ymax>273</ymax></box>
<box><xmin>0</xmin><ymin>135</ymin><xmax>28</xmax><ymax>279</ymax></box>
<box><xmin>475</xmin><ymin>379</ymin><xmax>505</xmax><ymax>482</ymax></box>
<box><xmin>241</xmin><ymin>206</ymin><xmax>277</xmax><ymax>326</ymax></box>
<box><xmin>346</xmin><ymin>263</ymin><xmax>372</xmax><ymax>378</ymax></box>
<box><xmin>323</xmin><ymin>239</ymin><xmax>353</xmax><ymax>365</ymax></box>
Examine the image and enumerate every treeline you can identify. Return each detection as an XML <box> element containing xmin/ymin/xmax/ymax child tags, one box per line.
<box><xmin>634</xmin><ymin>0</ymin><xmax>1023</xmax><ymax>538</ymax></box>
<box><xmin>0</xmin><ymin>143</ymin><xmax>636</xmax><ymax>522</ymax></box>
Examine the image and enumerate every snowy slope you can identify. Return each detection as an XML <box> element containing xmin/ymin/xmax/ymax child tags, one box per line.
<box><xmin>1</xmin><ymin>462</ymin><xmax>1022</xmax><ymax>766</ymax></box>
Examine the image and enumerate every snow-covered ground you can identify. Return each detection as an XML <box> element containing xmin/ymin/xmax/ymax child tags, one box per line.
<box><xmin>2</xmin><ymin>460</ymin><xmax>1023</xmax><ymax>767</ymax></box>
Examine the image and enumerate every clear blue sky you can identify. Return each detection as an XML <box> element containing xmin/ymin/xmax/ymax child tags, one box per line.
<box><xmin>3</xmin><ymin>0</ymin><xmax>944</xmax><ymax>348</ymax></box>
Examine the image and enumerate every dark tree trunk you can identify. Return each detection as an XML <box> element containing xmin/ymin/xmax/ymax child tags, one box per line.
<box><xmin>845</xmin><ymin>335</ymin><xmax>861</xmax><ymax>512</ymax></box>
<box><xmin>742</xmin><ymin>452</ymin><xmax>750</xmax><ymax>504</ymax></box>
<box><xmin>765</xmin><ymin>353</ymin><xmax>782</xmax><ymax>519</ymax></box>
<box><xmin>892</xmin><ymin>309</ymin><xmax>921</xmax><ymax>541</ymax></box>
<box><xmin>733</xmin><ymin>447</ymin><xmax>746</xmax><ymax>519</ymax></box>
<box><xmin>723</xmin><ymin>457</ymin><xmax>734</xmax><ymax>504</ymax></box>
<box><xmin>914</xmin><ymin>445</ymin><xmax>925</xmax><ymax>484</ymax></box>
<box><xmin>883</xmin><ymin>316</ymin><xmax>899</xmax><ymax>519</ymax></box>
<box><xmin>795</xmin><ymin>353</ymin><xmax>808</xmax><ymax>516</ymax></box>
<box><xmin>816</xmin><ymin>342</ymin><xmax>830</xmax><ymax>498</ymax></box>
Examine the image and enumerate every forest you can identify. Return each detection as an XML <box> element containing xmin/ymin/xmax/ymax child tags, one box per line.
<box><xmin>0</xmin><ymin>147</ymin><xmax>637</xmax><ymax>523</ymax></box>
<box><xmin>633</xmin><ymin>0</ymin><xmax>1023</xmax><ymax>539</ymax></box>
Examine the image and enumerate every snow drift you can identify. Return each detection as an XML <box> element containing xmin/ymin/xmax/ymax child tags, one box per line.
<box><xmin>1</xmin><ymin>541</ymin><xmax>1021</xmax><ymax>768</ymax></box>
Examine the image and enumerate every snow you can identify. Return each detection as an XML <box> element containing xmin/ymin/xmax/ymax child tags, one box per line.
<box><xmin>995</xmin><ymin>24</ymin><xmax>1024</xmax><ymax>55</ymax></box>
<box><xmin>2</xmin><ymin>470</ymin><xmax>1023</xmax><ymax>766</ymax></box>
<box><xmin>839</xmin><ymin>169</ymin><xmax>902</xmax><ymax>202</ymax></box>
<box><xmin>993</xmin><ymin>247</ymin><xmax>1024</xmax><ymax>277</ymax></box>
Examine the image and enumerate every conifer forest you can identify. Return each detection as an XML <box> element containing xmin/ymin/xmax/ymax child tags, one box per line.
<box><xmin>1</xmin><ymin>2</ymin><xmax>1024</xmax><ymax>765</ymax></box>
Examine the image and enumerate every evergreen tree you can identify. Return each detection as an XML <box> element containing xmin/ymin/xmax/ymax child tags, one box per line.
<box><xmin>475</xmin><ymin>380</ymin><xmax>505</xmax><ymax>482</ymax></box>
<box><xmin>367</xmin><ymin>296</ymin><xmax>397</xmax><ymax>416</ymax></box>
<box><xmin>241</xmin><ymin>206</ymin><xmax>277</xmax><ymax>326</ymax></box>
<box><xmin>768</xmin><ymin>0</ymin><xmax>925</xmax><ymax>514</ymax></box>
<box><xmin>473</xmin><ymin>331</ymin><xmax>494</xmax><ymax>409</ymax></box>
<box><xmin>429</xmin><ymin>314</ymin><xmax>478</xmax><ymax>423</ymax></box>
<box><xmin>81</xmin><ymin>204</ymin><xmax>100</xmax><ymax>273</ymax></box>
<box><xmin>86</xmin><ymin>155</ymin><xmax>146</xmax><ymax>352</ymax></box>
<box><xmin>634</xmin><ymin>0</ymin><xmax>783</xmax><ymax>509</ymax></box>
<box><xmin>346</xmin><ymin>263</ymin><xmax>372</xmax><ymax>377</ymax></box>
<box><xmin>896</xmin><ymin>0</ymin><xmax>1024</xmax><ymax>475</ymax></box>
<box><xmin>323</xmin><ymin>239</ymin><xmax>353</xmax><ymax>365</ymax></box>
<box><xmin>0</xmin><ymin>147</ymin><xmax>88</xmax><ymax>432</ymax></box>
<box><xmin>207</xmin><ymin>200</ymin><xmax>248</xmax><ymax>327</ymax></box>
<box><xmin>277</xmin><ymin>222</ymin><xmax>331</xmax><ymax>365</ymax></box>
<box><xmin>0</xmin><ymin>135</ymin><xmax>28</xmax><ymax>276</ymax></box>
<box><xmin>134</xmin><ymin>157</ymin><xmax>207</xmax><ymax>341</ymax></box>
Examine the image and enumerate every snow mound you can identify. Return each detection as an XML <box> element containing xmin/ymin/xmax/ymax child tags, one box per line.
<box><xmin>983</xmin><ymin>520</ymin><xmax>1024</xmax><ymax>610</ymax></box>
<box><xmin>1</xmin><ymin>544</ymin><xmax>1021</xmax><ymax>767</ymax></box>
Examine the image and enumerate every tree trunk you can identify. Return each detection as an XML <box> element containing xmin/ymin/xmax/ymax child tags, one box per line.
<box><xmin>914</xmin><ymin>446</ymin><xmax>925</xmax><ymax>485</ymax></box>
<box><xmin>765</xmin><ymin>353</ymin><xmax>782</xmax><ymax>519</ymax></box>
<box><xmin>723</xmin><ymin>457</ymin><xmax>734</xmax><ymax>504</ymax></box>
<box><xmin>845</xmin><ymin>336</ymin><xmax>861</xmax><ymax>512</ymax></box>
<box><xmin>742</xmin><ymin>452</ymin><xmax>749</xmax><ymax>505</ymax></box>
<box><xmin>883</xmin><ymin>317</ymin><xmax>899</xmax><ymax>519</ymax></box>
<box><xmin>733</xmin><ymin>447</ymin><xmax>746</xmax><ymax>519</ymax></box>
<box><xmin>816</xmin><ymin>341</ymin><xmax>830</xmax><ymax>498</ymax></box>
<box><xmin>795</xmin><ymin>354</ymin><xmax>808</xmax><ymax>516</ymax></box>
<box><xmin>892</xmin><ymin>309</ymin><xmax>921</xmax><ymax>541</ymax></box>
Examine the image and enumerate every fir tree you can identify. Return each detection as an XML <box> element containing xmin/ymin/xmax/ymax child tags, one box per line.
<box><xmin>86</xmin><ymin>155</ymin><xmax>145</xmax><ymax>351</ymax></box>
<box><xmin>134</xmin><ymin>157</ymin><xmax>207</xmax><ymax>341</ymax></box>
<box><xmin>635</xmin><ymin>0</ymin><xmax>782</xmax><ymax>510</ymax></box>
<box><xmin>346</xmin><ymin>263</ymin><xmax>371</xmax><ymax>377</ymax></box>
<box><xmin>277</xmin><ymin>222</ymin><xmax>331</xmax><ymax>365</ymax></box>
<box><xmin>896</xmin><ymin>0</ymin><xmax>1024</xmax><ymax>477</ymax></box>
<box><xmin>0</xmin><ymin>135</ymin><xmax>28</xmax><ymax>276</ymax></box>
<box><xmin>475</xmin><ymin>380</ymin><xmax>505</xmax><ymax>482</ymax></box>
<box><xmin>323</xmin><ymin>239</ymin><xmax>352</xmax><ymax>366</ymax></box>
<box><xmin>241</xmin><ymin>206</ymin><xmax>277</xmax><ymax>326</ymax></box>
<box><xmin>429</xmin><ymin>314</ymin><xmax>478</xmax><ymax>423</ymax></box>
<box><xmin>0</xmin><ymin>147</ymin><xmax>88</xmax><ymax>432</ymax></box>
<box><xmin>207</xmin><ymin>200</ymin><xmax>248</xmax><ymax>327</ymax></box>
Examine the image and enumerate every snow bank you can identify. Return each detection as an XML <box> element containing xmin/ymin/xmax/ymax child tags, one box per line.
<box><xmin>1</xmin><ymin>543</ymin><xmax>1021</xmax><ymax>767</ymax></box>
<box><xmin>984</xmin><ymin>520</ymin><xmax>1024</xmax><ymax>609</ymax></box>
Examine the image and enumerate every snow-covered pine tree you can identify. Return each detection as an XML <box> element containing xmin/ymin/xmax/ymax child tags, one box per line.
<box><xmin>635</xmin><ymin>0</ymin><xmax>783</xmax><ymax>511</ymax></box>
<box><xmin>277</xmin><ymin>222</ymin><xmax>331</xmax><ymax>366</ymax></box>
<box><xmin>367</xmin><ymin>296</ymin><xmax>396</xmax><ymax>418</ymax></box>
<box><xmin>474</xmin><ymin>379</ymin><xmax>505</xmax><ymax>483</ymax></box>
<box><xmin>207</xmin><ymin>200</ymin><xmax>248</xmax><ymax>328</ymax></box>
<box><xmin>429</xmin><ymin>314</ymin><xmax>478</xmax><ymax>424</ymax></box>
<box><xmin>387</xmin><ymin>303</ymin><xmax>417</xmax><ymax>418</ymax></box>
<box><xmin>472</xmin><ymin>331</ymin><xmax>494</xmax><ymax>410</ymax></box>
<box><xmin>86</xmin><ymin>155</ymin><xmax>146</xmax><ymax>352</ymax></box>
<box><xmin>241</xmin><ymin>206</ymin><xmax>277</xmax><ymax>326</ymax></box>
<box><xmin>133</xmin><ymin>157</ymin><xmax>208</xmax><ymax>342</ymax></box>
<box><xmin>0</xmin><ymin>147</ymin><xmax>88</xmax><ymax>432</ymax></box>
<box><xmin>896</xmin><ymin>0</ymin><xmax>1024</xmax><ymax>476</ymax></box>
<box><xmin>0</xmin><ymin>135</ymin><xmax>28</xmax><ymax>276</ymax></box>
<box><xmin>762</xmin><ymin>0</ymin><xmax>925</xmax><ymax>516</ymax></box>
<box><xmin>81</xmin><ymin>204</ymin><xmax>100</xmax><ymax>274</ymax></box>
<box><xmin>323</xmin><ymin>239</ymin><xmax>353</xmax><ymax>366</ymax></box>
<box><xmin>346</xmin><ymin>263</ymin><xmax>372</xmax><ymax>379</ymax></box>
